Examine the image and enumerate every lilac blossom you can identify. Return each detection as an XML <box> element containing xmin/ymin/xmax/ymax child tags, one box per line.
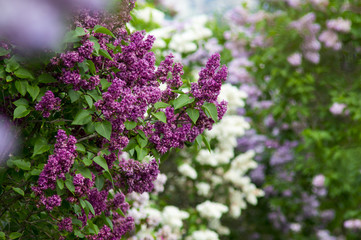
<box><xmin>35</xmin><ymin>90</ymin><xmax>61</xmax><ymax>118</ymax></box>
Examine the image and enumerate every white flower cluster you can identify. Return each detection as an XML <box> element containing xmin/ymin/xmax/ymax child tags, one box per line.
<box><xmin>127</xmin><ymin>174</ymin><xmax>190</xmax><ymax>240</ymax></box>
<box><xmin>196</xmin><ymin>201</ymin><xmax>229</xmax><ymax>219</ymax></box>
<box><xmin>186</xmin><ymin>229</ymin><xmax>219</xmax><ymax>240</ymax></box>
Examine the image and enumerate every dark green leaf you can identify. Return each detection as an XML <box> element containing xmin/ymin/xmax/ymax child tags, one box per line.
<box><xmin>105</xmin><ymin>217</ymin><xmax>114</xmax><ymax>230</ymax></box>
<box><xmin>13</xmin><ymin>98</ymin><xmax>28</xmax><ymax>107</ymax></box>
<box><xmin>27</xmin><ymin>85</ymin><xmax>40</xmax><ymax>101</ymax></box>
<box><xmin>9</xmin><ymin>232</ymin><xmax>22</xmax><ymax>239</ymax></box>
<box><xmin>65</xmin><ymin>178</ymin><xmax>75</xmax><ymax>193</ymax></box>
<box><xmin>30</xmin><ymin>169</ymin><xmax>41</xmax><ymax>175</ymax></box>
<box><xmin>94</xmin><ymin>25</ymin><xmax>116</xmax><ymax>38</ymax></box>
<box><xmin>125</xmin><ymin>121</ymin><xmax>137</xmax><ymax>130</ymax></box>
<box><xmin>82</xmin><ymin>158</ymin><xmax>92</xmax><ymax>166</ymax></box>
<box><xmin>84</xmin><ymin>95</ymin><xmax>93</xmax><ymax>108</ymax></box>
<box><xmin>85</xmin><ymin>200</ymin><xmax>96</xmax><ymax>216</ymax></box>
<box><xmin>87</xmin><ymin>90</ymin><xmax>102</xmax><ymax>101</ymax></box>
<box><xmin>86</xmin><ymin>60</ymin><xmax>96</xmax><ymax>74</ymax></box>
<box><xmin>72</xmin><ymin>109</ymin><xmax>92</xmax><ymax>125</ymax></box>
<box><xmin>13</xmin><ymin>187</ymin><xmax>24</xmax><ymax>196</ymax></box>
<box><xmin>95</xmin><ymin>175</ymin><xmax>105</xmax><ymax>191</ymax></box>
<box><xmin>5</xmin><ymin>57</ymin><xmax>19</xmax><ymax>72</ymax></box>
<box><xmin>186</xmin><ymin>108</ymin><xmax>199</xmax><ymax>124</ymax></box>
<box><xmin>136</xmin><ymin>135</ymin><xmax>148</xmax><ymax>148</ymax></box>
<box><xmin>100</xmin><ymin>78</ymin><xmax>111</xmax><ymax>90</ymax></box>
<box><xmin>95</xmin><ymin>121</ymin><xmax>112</xmax><ymax>140</ymax></box>
<box><xmin>195</xmin><ymin>135</ymin><xmax>202</xmax><ymax>148</ymax></box>
<box><xmin>202</xmin><ymin>134</ymin><xmax>211</xmax><ymax>152</ymax></box>
<box><xmin>57</xmin><ymin>179</ymin><xmax>64</xmax><ymax>190</ymax></box>
<box><xmin>12</xmin><ymin>160</ymin><xmax>30</xmax><ymax>170</ymax></box>
<box><xmin>78</xmin><ymin>167</ymin><xmax>92</xmax><ymax>180</ymax></box>
<box><xmin>173</xmin><ymin>94</ymin><xmax>194</xmax><ymax>110</ymax></box>
<box><xmin>76</xmin><ymin>143</ymin><xmax>86</xmax><ymax>153</ymax></box>
<box><xmin>202</xmin><ymin>102</ymin><xmax>218</xmax><ymax>122</ymax></box>
<box><xmin>93</xmin><ymin>156</ymin><xmax>109</xmax><ymax>171</ymax></box>
<box><xmin>123</xmin><ymin>138</ymin><xmax>137</xmax><ymax>151</ymax></box>
<box><xmin>14</xmin><ymin>68</ymin><xmax>34</xmax><ymax>79</ymax></box>
<box><xmin>38</xmin><ymin>73</ymin><xmax>57</xmax><ymax>83</ymax></box>
<box><xmin>154</xmin><ymin>102</ymin><xmax>170</xmax><ymax>109</ymax></box>
<box><xmin>99</xmin><ymin>49</ymin><xmax>113</xmax><ymax>61</ymax></box>
<box><xmin>151</xmin><ymin>111</ymin><xmax>167</xmax><ymax>123</ymax></box>
<box><xmin>15</xmin><ymin>81</ymin><xmax>28</xmax><ymax>96</ymax></box>
<box><xmin>13</xmin><ymin>105</ymin><xmax>30</xmax><ymax>119</ymax></box>
<box><xmin>33</xmin><ymin>137</ymin><xmax>50</xmax><ymax>156</ymax></box>
<box><xmin>68</xmin><ymin>89</ymin><xmax>81</xmax><ymax>103</ymax></box>
<box><xmin>137</xmin><ymin>130</ymin><xmax>147</xmax><ymax>139</ymax></box>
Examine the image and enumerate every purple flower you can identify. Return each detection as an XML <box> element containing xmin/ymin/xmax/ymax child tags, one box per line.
<box><xmin>35</xmin><ymin>91</ymin><xmax>61</xmax><ymax>118</ymax></box>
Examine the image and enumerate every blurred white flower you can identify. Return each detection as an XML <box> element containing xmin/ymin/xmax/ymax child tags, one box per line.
<box><xmin>178</xmin><ymin>163</ymin><xmax>197</xmax><ymax>179</ymax></box>
<box><xmin>196</xmin><ymin>201</ymin><xmax>228</xmax><ymax>219</ymax></box>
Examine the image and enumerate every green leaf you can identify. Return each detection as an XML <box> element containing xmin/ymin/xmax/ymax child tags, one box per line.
<box><xmin>95</xmin><ymin>121</ymin><xmax>112</xmax><ymax>140</ymax></box>
<box><xmin>125</xmin><ymin>121</ymin><xmax>137</xmax><ymax>130</ymax></box>
<box><xmin>68</xmin><ymin>89</ymin><xmax>81</xmax><ymax>103</ymax></box>
<box><xmin>65</xmin><ymin>178</ymin><xmax>75</xmax><ymax>193</ymax></box>
<box><xmin>76</xmin><ymin>143</ymin><xmax>86</xmax><ymax>153</ymax></box>
<box><xmin>99</xmin><ymin>49</ymin><xmax>113</xmax><ymax>61</ymax></box>
<box><xmin>105</xmin><ymin>217</ymin><xmax>114</xmax><ymax>230</ymax></box>
<box><xmin>95</xmin><ymin>175</ymin><xmax>105</xmax><ymax>191</ymax></box>
<box><xmin>13</xmin><ymin>106</ymin><xmax>30</xmax><ymax>119</ymax></box>
<box><xmin>30</xmin><ymin>169</ymin><xmax>41</xmax><ymax>175</ymax></box>
<box><xmin>32</xmin><ymin>138</ymin><xmax>50</xmax><ymax>156</ymax></box>
<box><xmin>14</xmin><ymin>68</ymin><xmax>34</xmax><ymax>79</ymax></box>
<box><xmin>172</xmin><ymin>89</ymin><xmax>184</xmax><ymax>94</ymax></box>
<box><xmin>9</xmin><ymin>232</ymin><xmax>22</xmax><ymax>239</ymax></box>
<box><xmin>27</xmin><ymin>85</ymin><xmax>40</xmax><ymax>101</ymax></box>
<box><xmin>11</xmin><ymin>160</ymin><xmax>30</xmax><ymax>171</ymax></box>
<box><xmin>78</xmin><ymin>167</ymin><xmax>92</xmax><ymax>180</ymax></box>
<box><xmin>85</xmin><ymin>200</ymin><xmax>96</xmax><ymax>216</ymax></box>
<box><xmin>202</xmin><ymin>134</ymin><xmax>211</xmax><ymax>152</ymax></box>
<box><xmin>154</xmin><ymin>102</ymin><xmax>170</xmax><ymax>109</ymax></box>
<box><xmin>137</xmin><ymin>130</ymin><xmax>147</xmax><ymax>139</ymax></box>
<box><xmin>13</xmin><ymin>98</ymin><xmax>28</xmax><ymax>107</ymax></box>
<box><xmin>57</xmin><ymin>179</ymin><xmax>64</xmax><ymax>190</ymax></box>
<box><xmin>82</xmin><ymin>158</ymin><xmax>92</xmax><ymax>166</ymax></box>
<box><xmin>5</xmin><ymin>57</ymin><xmax>19</xmax><ymax>72</ymax></box>
<box><xmin>173</xmin><ymin>94</ymin><xmax>195</xmax><ymax>110</ymax></box>
<box><xmin>79</xmin><ymin>199</ymin><xmax>86</xmax><ymax>209</ymax></box>
<box><xmin>90</xmin><ymin>39</ymin><xmax>100</xmax><ymax>54</ymax></box>
<box><xmin>151</xmin><ymin>111</ymin><xmax>167</xmax><ymax>123</ymax></box>
<box><xmin>13</xmin><ymin>187</ymin><xmax>24</xmax><ymax>196</ymax></box>
<box><xmin>0</xmin><ymin>47</ymin><xmax>10</xmax><ymax>56</ymax></box>
<box><xmin>87</xmin><ymin>90</ymin><xmax>102</xmax><ymax>101</ymax></box>
<box><xmin>122</xmin><ymin>138</ymin><xmax>137</xmax><ymax>152</ymax></box>
<box><xmin>136</xmin><ymin>135</ymin><xmax>148</xmax><ymax>148</ymax></box>
<box><xmin>84</xmin><ymin>95</ymin><xmax>93</xmax><ymax>108</ymax></box>
<box><xmin>72</xmin><ymin>109</ymin><xmax>92</xmax><ymax>125</ymax></box>
<box><xmin>15</xmin><ymin>80</ymin><xmax>28</xmax><ymax>96</ymax></box>
<box><xmin>135</xmin><ymin>146</ymin><xmax>148</xmax><ymax>160</ymax></box>
<box><xmin>195</xmin><ymin>135</ymin><xmax>202</xmax><ymax>148</ymax></box>
<box><xmin>94</xmin><ymin>25</ymin><xmax>116</xmax><ymax>38</ymax></box>
<box><xmin>74</xmin><ymin>27</ymin><xmax>87</xmax><ymax>37</ymax></box>
<box><xmin>202</xmin><ymin>102</ymin><xmax>218</xmax><ymax>122</ymax></box>
<box><xmin>100</xmin><ymin>78</ymin><xmax>111</xmax><ymax>90</ymax></box>
<box><xmin>93</xmin><ymin>156</ymin><xmax>109</xmax><ymax>171</ymax></box>
<box><xmin>86</xmin><ymin>60</ymin><xmax>96</xmax><ymax>75</ymax></box>
<box><xmin>186</xmin><ymin>108</ymin><xmax>199</xmax><ymax>124</ymax></box>
<box><xmin>38</xmin><ymin>73</ymin><xmax>57</xmax><ymax>83</ymax></box>
<box><xmin>74</xmin><ymin>229</ymin><xmax>84</xmax><ymax>238</ymax></box>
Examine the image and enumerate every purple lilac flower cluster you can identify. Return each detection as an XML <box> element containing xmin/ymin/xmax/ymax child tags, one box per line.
<box><xmin>35</xmin><ymin>90</ymin><xmax>61</xmax><ymax>118</ymax></box>
<box><xmin>115</xmin><ymin>158</ymin><xmax>160</xmax><ymax>194</ymax></box>
<box><xmin>32</xmin><ymin>129</ymin><xmax>77</xmax><ymax>210</ymax></box>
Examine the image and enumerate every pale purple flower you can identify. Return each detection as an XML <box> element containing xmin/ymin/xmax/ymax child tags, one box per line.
<box><xmin>327</xmin><ymin>18</ymin><xmax>351</xmax><ymax>33</ymax></box>
<box><xmin>319</xmin><ymin>30</ymin><xmax>342</xmax><ymax>50</ymax></box>
<box><xmin>287</xmin><ymin>52</ymin><xmax>302</xmax><ymax>66</ymax></box>
<box><xmin>0</xmin><ymin>116</ymin><xmax>19</xmax><ymax>165</ymax></box>
<box><xmin>344</xmin><ymin>219</ymin><xmax>361</xmax><ymax>229</ymax></box>
<box><xmin>329</xmin><ymin>102</ymin><xmax>346</xmax><ymax>115</ymax></box>
<box><xmin>304</xmin><ymin>51</ymin><xmax>320</xmax><ymax>64</ymax></box>
<box><xmin>312</xmin><ymin>174</ymin><xmax>325</xmax><ymax>187</ymax></box>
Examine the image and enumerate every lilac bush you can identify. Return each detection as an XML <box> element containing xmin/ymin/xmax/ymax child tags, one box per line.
<box><xmin>0</xmin><ymin>1</ymin><xmax>228</xmax><ymax>239</ymax></box>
